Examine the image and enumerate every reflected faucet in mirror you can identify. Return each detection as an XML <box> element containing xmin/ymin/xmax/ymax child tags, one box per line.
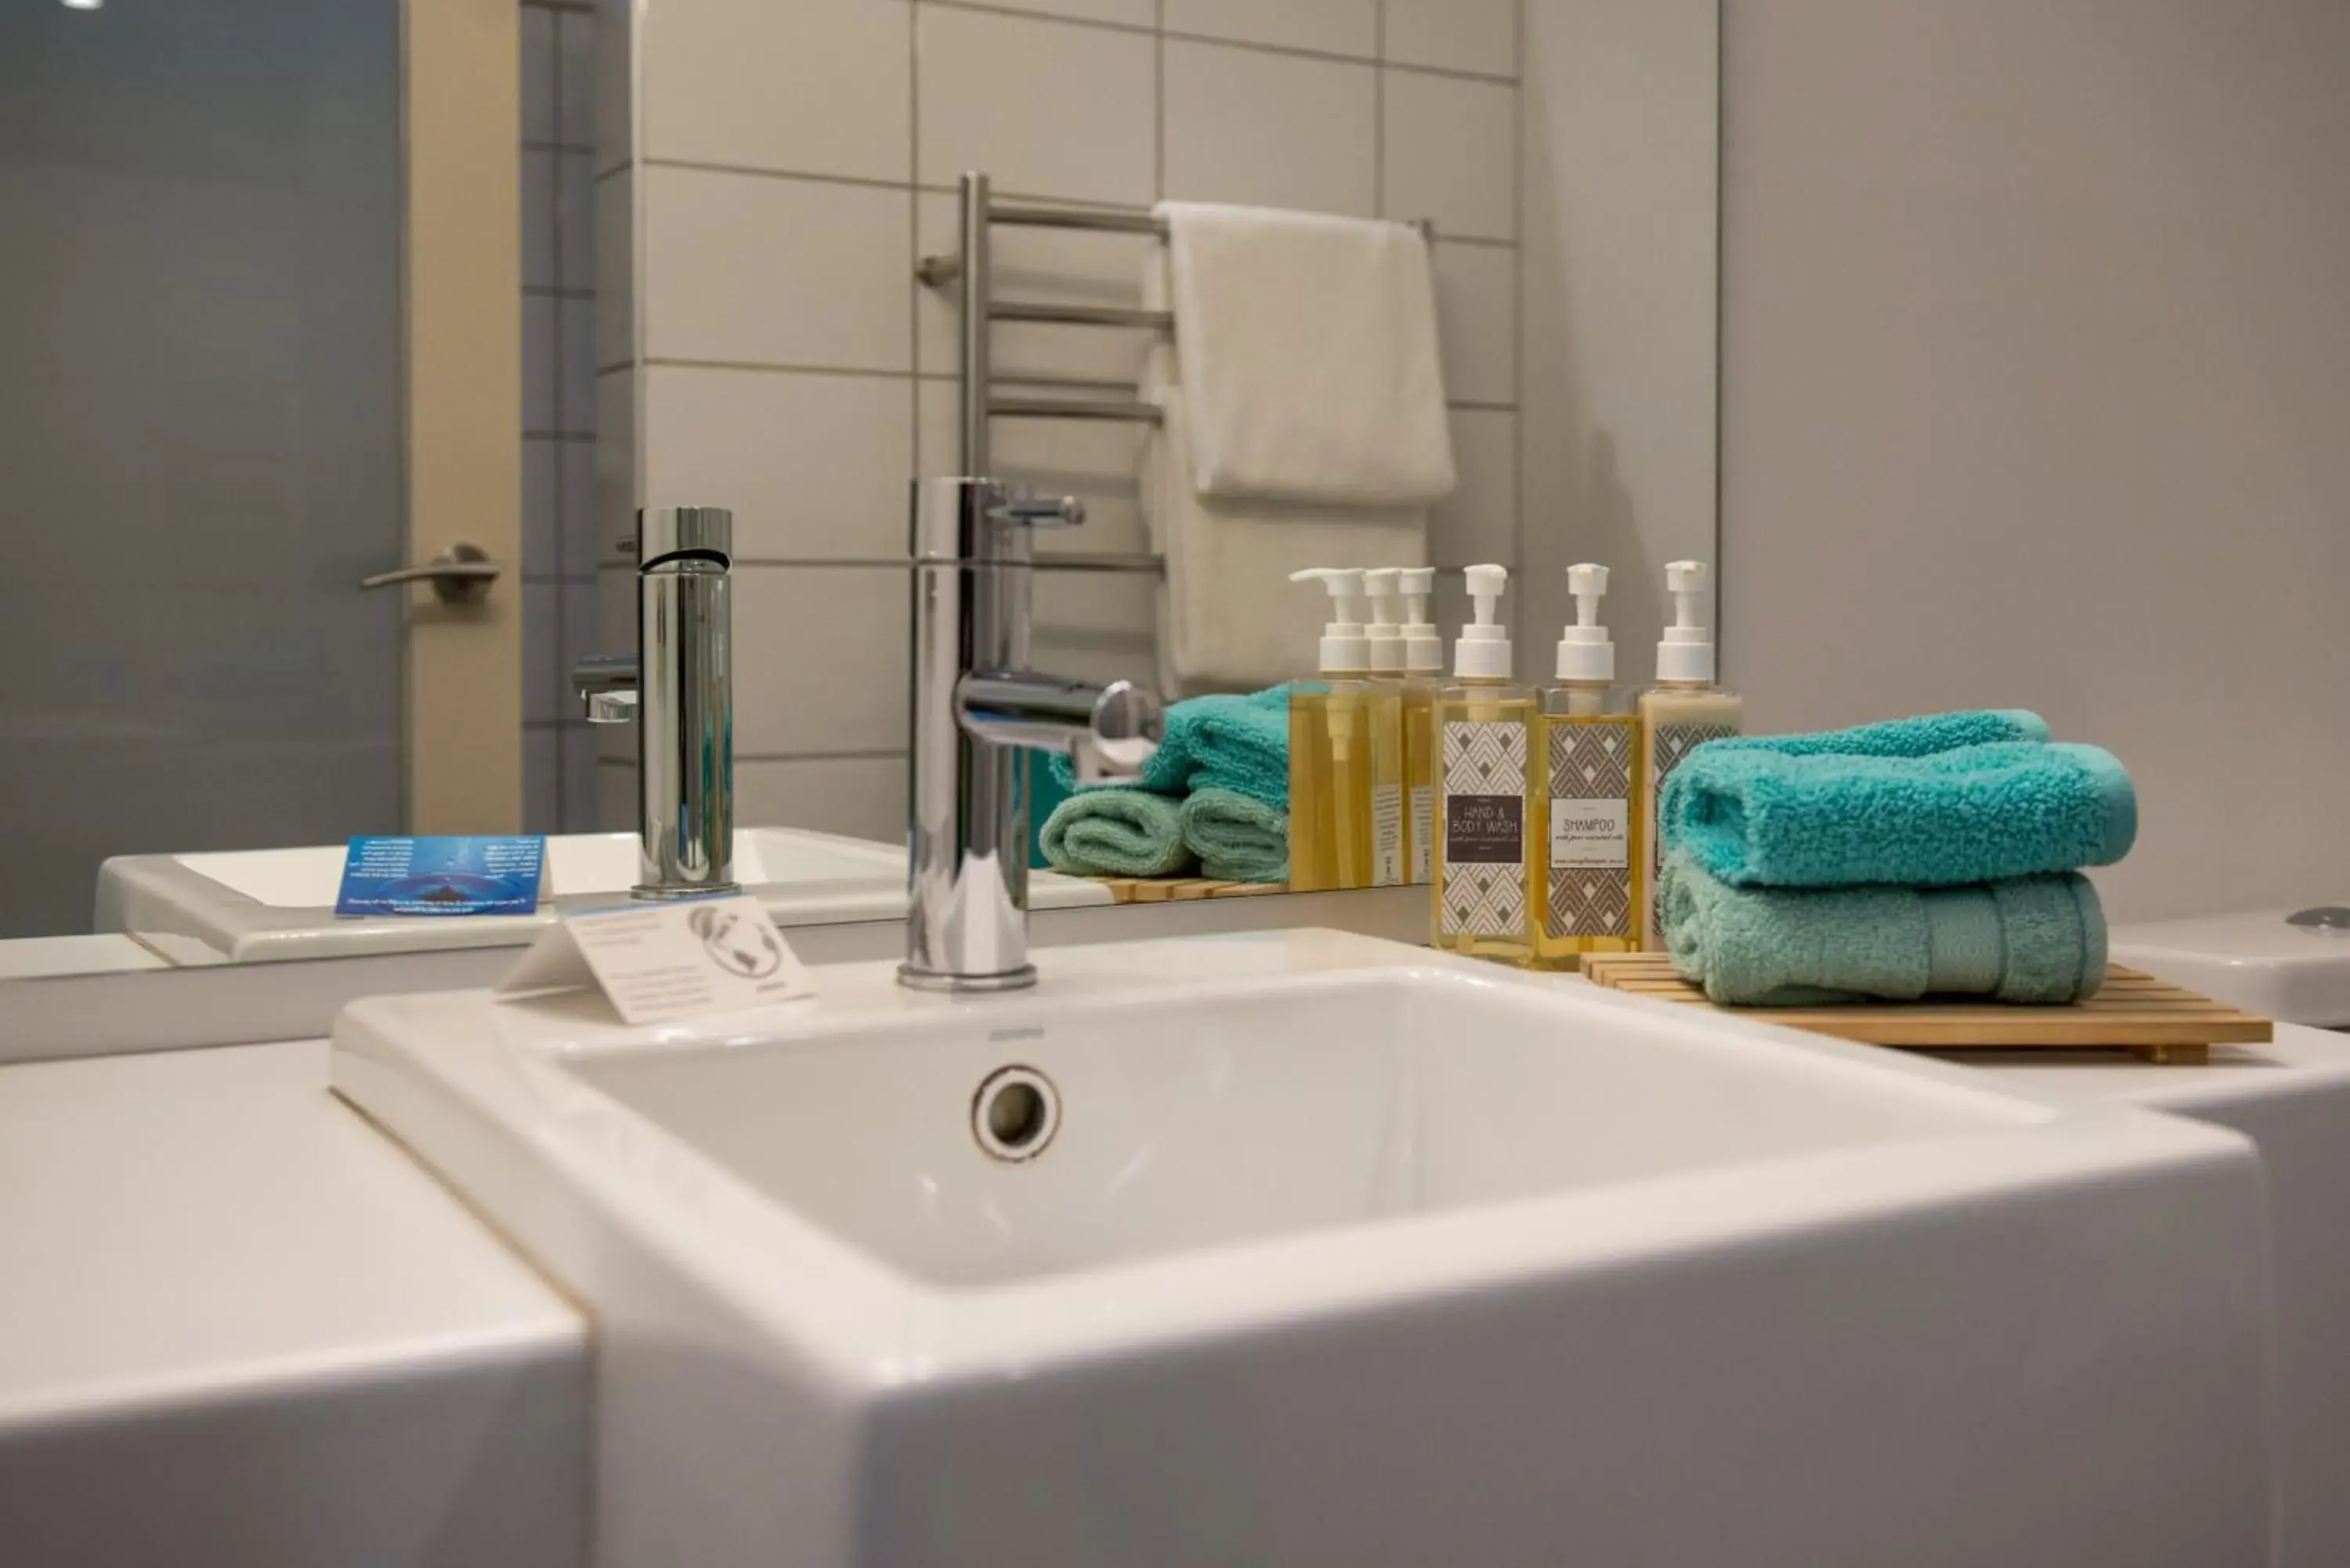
<box><xmin>573</xmin><ymin>507</ymin><xmax>739</xmax><ymax>901</ymax></box>
<box><xmin>902</xmin><ymin>477</ymin><xmax>1166</xmax><ymax>993</ymax></box>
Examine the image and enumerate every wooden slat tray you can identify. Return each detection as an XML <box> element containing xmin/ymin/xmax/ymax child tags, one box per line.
<box><xmin>1578</xmin><ymin>955</ymin><xmax>2271</xmax><ymax>1065</ymax></box>
<box><xmin>1086</xmin><ymin>876</ymin><xmax>1289</xmax><ymax>904</ymax></box>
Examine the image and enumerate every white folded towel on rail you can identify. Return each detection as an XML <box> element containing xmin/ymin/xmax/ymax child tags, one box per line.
<box><xmin>1155</xmin><ymin>201</ymin><xmax>1455</xmax><ymax>508</ymax></box>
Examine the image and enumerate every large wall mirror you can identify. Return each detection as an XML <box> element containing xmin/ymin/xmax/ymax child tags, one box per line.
<box><xmin>0</xmin><ymin>0</ymin><xmax>1717</xmax><ymax>1002</ymax></box>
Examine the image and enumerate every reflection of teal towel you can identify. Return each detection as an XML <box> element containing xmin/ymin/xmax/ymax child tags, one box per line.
<box><xmin>1039</xmin><ymin>788</ymin><xmax>1194</xmax><ymax>878</ymax></box>
<box><xmin>1050</xmin><ymin>686</ymin><xmax>1289</xmax><ymax>808</ymax></box>
<box><xmin>1663</xmin><ymin>739</ymin><xmax>2136</xmax><ymax>890</ymax></box>
<box><xmin>1179</xmin><ymin>787</ymin><xmax>1287</xmax><ymax>883</ymax></box>
<box><xmin>1661</xmin><ymin>850</ymin><xmax>2107</xmax><ymax>1006</ymax></box>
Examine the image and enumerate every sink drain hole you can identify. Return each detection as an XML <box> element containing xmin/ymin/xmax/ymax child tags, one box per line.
<box><xmin>973</xmin><ymin>1065</ymin><xmax>1059</xmax><ymax>1162</ymax></box>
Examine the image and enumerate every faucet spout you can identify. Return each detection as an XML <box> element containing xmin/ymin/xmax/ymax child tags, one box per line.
<box><xmin>958</xmin><ymin>671</ymin><xmax>1163</xmax><ymax>785</ymax></box>
<box><xmin>901</xmin><ymin>476</ymin><xmax>1165</xmax><ymax>992</ymax></box>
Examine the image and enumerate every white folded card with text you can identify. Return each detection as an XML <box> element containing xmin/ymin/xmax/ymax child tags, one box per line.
<box><xmin>497</xmin><ymin>895</ymin><xmax>816</xmax><ymax>1024</ymax></box>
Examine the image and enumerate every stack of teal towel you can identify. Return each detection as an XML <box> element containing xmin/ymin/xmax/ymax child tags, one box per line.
<box><xmin>1657</xmin><ymin>710</ymin><xmax>2135</xmax><ymax>1006</ymax></box>
<box><xmin>1038</xmin><ymin>686</ymin><xmax>1289</xmax><ymax>883</ymax></box>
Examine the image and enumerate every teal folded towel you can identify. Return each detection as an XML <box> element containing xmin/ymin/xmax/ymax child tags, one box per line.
<box><xmin>1660</xmin><ymin>850</ymin><xmax>2108</xmax><ymax>1006</ymax></box>
<box><xmin>1050</xmin><ymin>685</ymin><xmax>1289</xmax><ymax>809</ymax></box>
<box><xmin>1039</xmin><ymin>788</ymin><xmax>1195</xmax><ymax>878</ymax></box>
<box><xmin>1178</xmin><ymin>787</ymin><xmax>1288</xmax><ymax>883</ymax></box>
<box><xmin>1697</xmin><ymin>708</ymin><xmax>2050</xmax><ymax>761</ymax></box>
<box><xmin>1662</xmin><ymin>739</ymin><xmax>2136</xmax><ymax>890</ymax></box>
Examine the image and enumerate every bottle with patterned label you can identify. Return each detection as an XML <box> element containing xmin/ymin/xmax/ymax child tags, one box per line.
<box><xmin>1536</xmin><ymin>565</ymin><xmax>1645</xmax><ymax>968</ymax></box>
<box><xmin>1637</xmin><ymin>561</ymin><xmax>1742</xmax><ymax>947</ymax></box>
<box><xmin>1434</xmin><ymin>565</ymin><xmax>1538</xmax><ymax>964</ymax></box>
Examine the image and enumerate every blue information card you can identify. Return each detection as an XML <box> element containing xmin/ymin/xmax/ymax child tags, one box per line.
<box><xmin>334</xmin><ymin>836</ymin><xmax>548</xmax><ymax>917</ymax></box>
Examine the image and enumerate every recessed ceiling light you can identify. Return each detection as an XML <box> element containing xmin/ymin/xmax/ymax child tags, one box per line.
<box><xmin>62</xmin><ymin>0</ymin><xmax>105</xmax><ymax>10</ymax></box>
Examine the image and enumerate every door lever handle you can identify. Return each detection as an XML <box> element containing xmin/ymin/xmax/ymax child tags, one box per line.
<box><xmin>360</xmin><ymin>542</ymin><xmax>501</xmax><ymax>604</ymax></box>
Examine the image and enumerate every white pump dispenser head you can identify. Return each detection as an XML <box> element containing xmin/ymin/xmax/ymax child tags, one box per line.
<box><xmin>1453</xmin><ymin>563</ymin><xmax>1513</xmax><ymax>679</ymax></box>
<box><xmin>1554</xmin><ymin>563</ymin><xmax>1614</xmax><ymax>682</ymax></box>
<box><xmin>1290</xmin><ymin>566</ymin><xmax>1372</xmax><ymax>673</ymax></box>
<box><xmin>1362</xmin><ymin>568</ymin><xmax>1407</xmax><ymax>674</ymax></box>
<box><xmin>1396</xmin><ymin>566</ymin><xmax>1442</xmax><ymax>674</ymax></box>
<box><xmin>1655</xmin><ymin>559</ymin><xmax>1716</xmax><ymax>684</ymax></box>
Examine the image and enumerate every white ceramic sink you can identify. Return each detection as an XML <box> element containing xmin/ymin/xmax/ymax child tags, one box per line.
<box><xmin>94</xmin><ymin>828</ymin><xmax>1112</xmax><ymax>962</ymax></box>
<box><xmin>333</xmin><ymin>929</ymin><xmax>2273</xmax><ymax>1568</ymax></box>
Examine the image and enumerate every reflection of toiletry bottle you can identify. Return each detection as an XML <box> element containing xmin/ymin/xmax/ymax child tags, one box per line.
<box><xmin>1362</xmin><ymin>569</ymin><xmax>1412</xmax><ymax>888</ymax></box>
<box><xmin>1396</xmin><ymin>567</ymin><xmax>1444</xmax><ymax>886</ymax></box>
<box><xmin>1536</xmin><ymin>564</ymin><xmax>1644</xmax><ymax>967</ymax></box>
<box><xmin>1636</xmin><ymin>560</ymin><xmax>1742</xmax><ymax>946</ymax></box>
<box><xmin>1287</xmin><ymin>569</ymin><xmax>1376</xmax><ymax>891</ymax></box>
<box><xmin>1434</xmin><ymin>565</ymin><xmax>1538</xmax><ymax>963</ymax></box>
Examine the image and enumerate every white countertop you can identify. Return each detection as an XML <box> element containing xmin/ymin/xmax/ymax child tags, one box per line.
<box><xmin>0</xmin><ymin>1039</ymin><xmax>590</xmax><ymax>1568</ymax></box>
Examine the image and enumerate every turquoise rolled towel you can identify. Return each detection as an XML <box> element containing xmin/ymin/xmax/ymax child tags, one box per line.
<box><xmin>1178</xmin><ymin>787</ymin><xmax>1288</xmax><ymax>883</ymax></box>
<box><xmin>1050</xmin><ymin>685</ymin><xmax>1288</xmax><ymax>808</ymax></box>
<box><xmin>1659</xmin><ymin>850</ymin><xmax>2108</xmax><ymax>1006</ymax></box>
<box><xmin>1039</xmin><ymin>788</ymin><xmax>1195</xmax><ymax>878</ymax></box>
<box><xmin>1662</xmin><ymin>739</ymin><xmax>2136</xmax><ymax>890</ymax></box>
<box><xmin>1697</xmin><ymin>708</ymin><xmax>2050</xmax><ymax>760</ymax></box>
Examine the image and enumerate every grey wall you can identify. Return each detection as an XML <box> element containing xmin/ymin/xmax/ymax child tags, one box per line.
<box><xmin>1721</xmin><ymin>0</ymin><xmax>2350</xmax><ymax>921</ymax></box>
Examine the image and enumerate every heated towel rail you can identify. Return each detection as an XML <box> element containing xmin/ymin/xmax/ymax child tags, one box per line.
<box><xmin>914</xmin><ymin>171</ymin><xmax>1434</xmax><ymax>580</ymax></box>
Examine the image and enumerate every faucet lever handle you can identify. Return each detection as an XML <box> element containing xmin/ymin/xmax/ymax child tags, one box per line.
<box><xmin>988</xmin><ymin>494</ymin><xmax>1086</xmax><ymax>529</ymax></box>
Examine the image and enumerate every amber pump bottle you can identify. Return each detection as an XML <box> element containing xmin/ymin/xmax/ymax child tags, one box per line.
<box><xmin>1432</xmin><ymin>565</ymin><xmax>1538</xmax><ymax>963</ymax></box>
<box><xmin>1286</xmin><ymin>569</ymin><xmax>1377</xmax><ymax>891</ymax></box>
<box><xmin>1636</xmin><ymin>561</ymin><xmax>1742</xmax><ymax>946</ymax></box>
<box><xmin>1535</xmin><ymin>564</ymin><xmax>1644</xmax><ymax>967</ymax></box>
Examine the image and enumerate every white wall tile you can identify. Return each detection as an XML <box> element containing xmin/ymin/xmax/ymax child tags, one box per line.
<box><xmin>595</xmin><ymin>371</ymin><xmax>636</xmax><ymax>566</ymax></box>
<box><xmin>524</xmin><ymin>726</ymin><xmax>560</xmax><ymax>833</ymax></box>
<box><xmin>916</xmin><ymin>379</ymin><xmax>1151</xmax><ymax>555</ymax></box>
<box><xmin>595</xmin><ymin>757</ymin><xmax>635</xmax><ymax>832</ymax></box>
<box><xmin>524</xmin><ymin>582</ymin><xmax>561</xmax><ymax>724</ymax></box>
<box><xmin>559</xmin><ymin>437</ymin><xmax>600</xmax><ymax>577</ymax></box>
<box><xmin>1163</xmin><ymin>0</ymin><xmax>1376</xmax><ymax>58</ymax></box>
<box><xmin>524</xmin><ymin>294</ymin><xmax>557</xmax><ymax>431</ymax></box>
<box><xmin>556</xmin><ymin>8</ymin><xmax>598</xmax><ymax>147</ymax></box>
<box><xmin>523</xmin><ymin>437</ymin><xmax>559</xmax><ymax>573</ymax></box>
<box><xmin>1029</xmin><ymin>569</ymin><xmax>1159</xmax><ymax>690</ymax></box>
<box><xmin>639</xmin><ymin>0</ymin><xmax>909</xmax><ymax>179</ymax></box>
<box><xmin>593</xmin><ymin>168</ymin><xmax>631</xmax><ymax>368</ymax></box>
<box><xmin>1384</xmin><ymin>0</ymin><xmax>1517</xmax><ymax>78</ymax></box>
<box><xmin>1432</xmin><ymin>240</ymin><xmax>1516</xmax><ymax>405</ymax></box>
<box><xmin>559</xmin><ymin>724</ymin><xmax>602</xmax><ymax>832</ymax></box>
<box><xmin>642</xmin><ymin>168</ymin><xmax>910</xmax><ymax>370</ymax></box>
<box><xmin>1384</xmin><ymin>69</ymin><xmax>1516</xmax><ymax>239</ymax></box>
<box><xmin>594</xmin><ymin>0</ymin><xmax>633</xmax><ymax>172</ymax></box>
<box><xmin>1430</xmin><ymin>407</ymin><xmax>1516</xmax><ymax>565</ymax></box>
<box><xmin>559</xmin><ymin>295</ymin><xmax>598</xmax><ymax>432</ymax></box>
<box><xmin>915</xmin><ymin>191</ymin><xmax>1157</xmax><ymax>384</ymax></box>
<box><xmin>557</xmin><ymin>151</ymin><xmax>595</xmax><ymax>291</ymax></box>
<box><xmin>731</xmin><ymin>566</ymin><xmax>909</xmax><ymax>754</ymax></box>
<box><xmin>561</xmin><ymin>578</ymin><xmax>602</xmax><ymax>702</ymax></box>
<box><xmin>946</xmin><ymin>0</ymin><xmax>1152</xmax><ymax>26</ymax></box>
<box><xmin>522</xmin><ymin>149</ymin><xmax>557</xmax><ymax>289</ymax></box>
<box><xmin>594</xmin><ymin>565</ymin><xmax>634</xmax><ymax>761</ymax></box>
<box><xmin>522</xmin><ymin>5</ymin><xmax>557</xmax><ymax>143</ymax></box>
<box><xmin>1164</xmin><ymin>42</ymin><xmax>1376</xmax><ymax>216</ymax></box>
<box><xmin>643</xmin><ymin>367</ymin><xmax>913</xmax><ymax>561</ymax></box>
<box><xmin>736</xmin><ymin>756</ymin><xmax>908</xmax><ymax>842</ymax></box>
<box><xmin>916</xmin><ymin>6</ymin><xmax>1155</xmax><ymax>205</ymax></box>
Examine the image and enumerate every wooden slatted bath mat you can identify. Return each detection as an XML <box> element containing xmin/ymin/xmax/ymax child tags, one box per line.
<box><xmin>1578</xmin><ymin>955</ymin><xmax>2271</xmax><ymax>1065</ymax></box>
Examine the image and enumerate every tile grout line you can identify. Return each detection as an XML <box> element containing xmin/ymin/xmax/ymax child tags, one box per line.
<box><xmin>920</xmin><ymin>0</ymin><xmax>1517</xmax><ymax>85</ymax></box>
<box><xmin>1373</xmin><ymin>0</ymin><xmax>1386</xmax><ymax>218</ymax></box>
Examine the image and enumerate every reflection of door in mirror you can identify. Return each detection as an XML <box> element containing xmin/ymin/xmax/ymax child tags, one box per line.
<box><xmin>0</xmin><ymin>0</ymin><xmax>524</xmax><ymax>939</ymax></box>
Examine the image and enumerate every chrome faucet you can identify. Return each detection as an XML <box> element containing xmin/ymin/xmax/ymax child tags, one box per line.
<box><xmin>902</xmin><ymin>476</ymin><xmax>1163</xmax><ymax>992</ymax></box>
<box><xmin>574</xmin><ymin>506</ymin><xmax>738</xmax><ymax>900</ymax></box>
